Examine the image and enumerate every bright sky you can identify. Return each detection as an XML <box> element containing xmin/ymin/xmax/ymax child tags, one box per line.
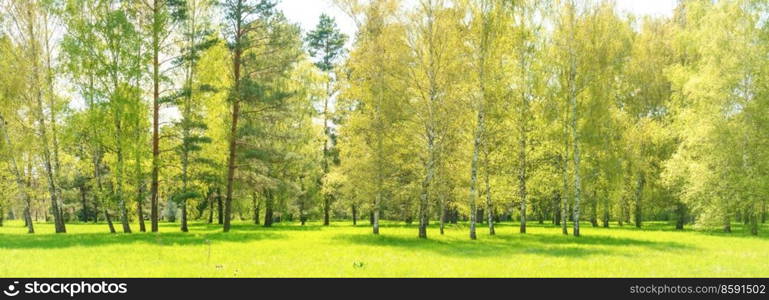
<box><xmin>615</xmin><ymin>0</ymin><xmax>677</xmax><ymax>17</ymax></box>
<box><xmin>277</xmin><ymin>0</ymin><xmax>357</xmax><ymax>45</ymax></box>
<box><xmin>278</xmin><ymin>0</ymin><xmax>678</xmax><ymax>41</ymax></box>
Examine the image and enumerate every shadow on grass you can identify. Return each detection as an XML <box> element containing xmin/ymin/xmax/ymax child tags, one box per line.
<box><xmin>0</xmin><ymin>221</ymin><xmax>338</xmax><ymax>250</ymax></box>
<box><xmin>0</xmin><ymin>229</ymin><xmax>286</xmax><ymax>250</ymax></box>
<box><xmin>183</xmin><ymin>222</ymin><xmax>327</xmax><ymax>232</ymax></box>
<box><xmin>469</xmin><ymin>221</ymin><xmax>769</xmax><ymax>239</ymax></box>
<box><xmin>331</xmin><ymin>230</ymin><xmax>694</xmax><ymax>258</ymax></box>
<box><xmin>330</xmin><ymin>234</ymin><xmax>605</xmax><ymax>258</ymax></box>
<box><xmin>679</xmin><ymin>227</ymin><xmax>768</xmax><ymax>242</ymax></box>
<box><xmin>574</xmin><ymin>221</ymin><xmax>769</xmax><ymax>240</ymax></box>
<box><xmin>2</xmin><ymin>219</ymin><xmax>762</xmax><ymax>252</ymax></box>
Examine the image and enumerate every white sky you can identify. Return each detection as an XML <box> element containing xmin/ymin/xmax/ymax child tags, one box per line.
<box><xmin>278</xmin><ymin>0</ymin><xmax>678</xmax><ymax>41</ymax></box>
<box><xmin>278</xmin><ymin>0</ymin><xmax>357</xmax><ymax>44</ymax></box>
<box><xmin>615</xmin><ymin>0</ymin><xmax>677</xmax><ymax>17</ymax></box>
<box><xmin>64</xmin><ymin>0</ymin><xmax>677</xmax><ymax>115</ymax></box>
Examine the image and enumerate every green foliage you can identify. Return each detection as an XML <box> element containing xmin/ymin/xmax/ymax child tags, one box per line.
<box><xmin>1</xmin><ymin>220</ymin><xmax>769</xmax><ymax>277</ymax></box>
<box><xmin>305</xmin><ymin>14</ymin><xmax>348</xmax><ymax>72</ymax></box>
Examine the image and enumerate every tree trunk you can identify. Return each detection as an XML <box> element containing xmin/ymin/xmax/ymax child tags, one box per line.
<box><xmin>634</xmin><ymin>173</ymin><xmax>644</xmax><ymax>228</ymax></box>
<box><xmin>223</xmin><ymin>14</ymin><xmax>245</xmax><ymax>232</ymax></box>
<box><xmin>623</xmin><ymin>195</ymin><xmax>631</xmax><ymax>225</ymax></box>
<box><xmin>93</xmin><ymin>198</ymin><xmax>98</xmax><ymax>223</ymax></box>
<box><xmin>602</xmin><ymin>195</ymin><xmax>610</xmax><ymax>228</ymax></box>
<box><xmin>554</xmin><ymin>193</ymin><xmax>561</xmax><ymax>225</ymax></box>
<box><xmin>223</xmin><ymin>90</ymin><xmax>239</xmax><ymax>232</ymax></box>
<box><xmin>26</xmin><ymin>10</ymin><xmax>65</xmax><ymax>233</ymax></box>
<box><xmin>537</xmin><ymin>202</ymin><xmax>544</xmax><ymax>224</ymax></box>
<box><xmin>251</xmin><ymin>192</ymin><xmax>264</xmax><ymax>225</ymax></box>
<box><xmin>485</xmin><ymin>166</ymin><xmax>495</xmax><ymax>235</ymax></box>
<box><xmin>323</xmin><ymin>195</ymin><xmax>330</xmax><ymax>226</ymax></box>
<box><xmin>478</xmin><ymin>208</ymin><xmax>484</xmax><ymax>225</ymax></box>
<box><xmin>742</xmin><ymin>210</ymin><xmax>748</xmax><ymax>225</ymax></box>
<box><xmin>178</xmin><ymin>1</ymin><xmax>203</xmax><ymax>232</ymax></box>
<box><xmin>468</xmin><ymin>108</ymin><xmax>481</xmax><ymax>240</ymax></box>
<box><xmin>675</xmin><ymin>201</ymin><xmax>686</xmax><ymax>230</ymax></box>
<box><xmin>439</xmin><ymin>198</ymin><xmax>446</xmax><ymax>235</ymax></box>
<box><xmin>263</xmin><ymin>190</ymin><xmax>273</xmax><ymax>227</ymax></box>
<box><xmin>299</xmin><ymin>192</ymin><xmax>307</xmax><ymax>226</ymax></box>
<box><xmin>322</xmin><ymin>76</ymin><xmax>333</xmax><ymax>227</ymax></box>
<box><xmin>44</xmin><ymin>23</ymin><xmax>66</xmax><ymax>234</ymax></box>
<box><xmin>105</xmin><ymin>209</ymin><xmax>116</xmax><ymax>234</ymax></box>
<box><xmin>561</xmin><ymin>155</ymin><xmax>569</xmax><ymax>235</ymax></box>
<box><xmin>299</xmin><ymin>186</ymin><xmax>307</xmax><ymax>226</ymax></box>
<box><xmin>216</xmin><ymin>188</ymin><xmax>223</xmax><ymax>225</ymax></box>
<box><xmin>0</xmin><ymin>116</ymin><xmax>35</xmax><ymax>233</ymax></box>
<box><xmin>590</xmin><ymin>190</ymin><xmax>598</xmax><ymax>228</ymax></box>
<box><xmin>80</xmin><ymin>185</ymin><xmax>89</xmax><ymax>222</ymax></box>
<box><xmin>207</xmin><ymin>188</ymin><xmax>214</xmax><ymax>224</ymax></box>
<box><xmin>723</xmin><ymin>209</ymin><xmax>731</xmax><ymax>233</ymax></box>
<box><xmin>21</xmin><ymin>182</ymin><xmax>33</xmax><ymax>233</ymax></box>
<box><xmin>518</xmin><ymin>117</ymin><xmax>527</xmax><ymax>234</ymax></box>
<box><xmin>180</xmin><ymin>201</ymin><xmax>188</xmax><ymax>232</ymax></box>
<box><xmin>114</xmin><ymin>138</ymin><xmax>131</xmax><ymax>233</ymax></box>
<box><xmin>85</xmin><ymin>73</ymin><xmax>102</xmax><ymax>227</ymax></box>
<box><xmin>149</xmin><ymin>0</ymin><xmax>162</xmax><ymax>233</ymax></box>
<box><xmin>570</xmin><ymin>94</ymin><xmax>580</xmax><ymax>237</ymax></box>
<box><xmin>352</xmin><ymin>204</ymin><xmax>357</xmax><ymax>226</ymax></box>
<box><xmin>180</xmin><ymin>145</ymin><xmax>189</xmax><ymax>232</ymax></box>
<box><xmin>254</xmin><ymin>194</ymin><xmax>261</xmax><ymax>225</ymax></box>
<box><xmin>566</xmin><ymin>29</ymin><xmax>581</xmax><ymax>237</ymax></box>
<box><xmin>373</xmin><ymin>189</ymin><xmax>381</xmax><ymax>234</ymax></box>
<box><xmin>32</xmin><ymin>55</ymin><xmax>65</xmax><ymax>233</ymax></box>
<box><xmin>560</xmin><ymin>97</ymin><xmax>569</xmax><ymax>235</ymax></box>
<box><xmin>1</xmin><ymin>116</ymin><xmax>35</xmax><ymax>233</ymax></box>
<box><xmin>135</xmin><ymin>152</ymin><xmax>145</xmax><ymax>232</ymax></box>
<box><xmin>419</xmin><ymin>132</ymin><xmax>435</xmax><ymax>239</ymax></box>
<box><xmin>138</xmin><ymin>194</ymin><xmax>146</xmax><ymax>232</ymax></box>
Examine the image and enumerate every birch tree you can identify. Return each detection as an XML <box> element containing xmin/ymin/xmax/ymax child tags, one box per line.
<box><xmin>305</xmin><ymin>14</ymin><xmax>347</xmax><ymax>226</ymax></box>
<box><xmin>4</xmin><ymin>0</ymin><xmax>67</xmax><ymax>233</ymax></box>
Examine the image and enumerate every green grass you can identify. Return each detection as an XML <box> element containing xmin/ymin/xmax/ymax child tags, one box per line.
<box><xmin>0</xmin><ymin>220</ymin><xmax>767</xmax><ymax>277</ymax></box>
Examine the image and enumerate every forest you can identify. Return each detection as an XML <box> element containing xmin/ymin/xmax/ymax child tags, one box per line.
<box><xmin>0</xmin><ymin>0</ymin><xmax>767</xmax><ymax>247</ymax></box>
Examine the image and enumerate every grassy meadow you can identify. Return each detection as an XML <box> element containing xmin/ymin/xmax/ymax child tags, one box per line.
<box><xmin>0</xmin><ymin>220</ymin><xmax>767</xmax><ymax>277</ymax></box>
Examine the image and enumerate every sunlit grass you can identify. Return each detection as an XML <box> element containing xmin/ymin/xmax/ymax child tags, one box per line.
<box><xmin>0</xmin><ymin>220</ymin><xmax>767</xmax><ymax>277</ymax></box>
